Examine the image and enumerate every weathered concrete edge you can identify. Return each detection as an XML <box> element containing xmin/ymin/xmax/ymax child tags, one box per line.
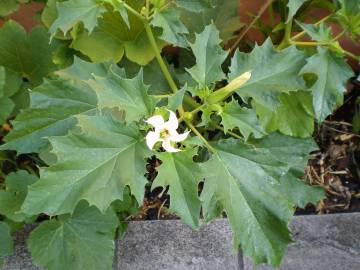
<box><xmin>2</xmin><ymin>212</ymin><xmax>360</xmax><ymax>270</ymax></box>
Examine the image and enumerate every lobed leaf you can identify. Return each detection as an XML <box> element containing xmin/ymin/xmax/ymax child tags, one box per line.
<box><xmin>300</xmin><ymin>47</ymin><xmax>353</xmax><ymax>122</ymax></box>
<box><xmin>201</xmin><ymin>134</ymin><xmax>318</xmax><ymax>266</ymax></box>
<box><xmin>186</xmin><ymin>23</ymin><xmax>228</xmax><ymax>89</ymax></box>
<box><xmin>28</xmin><ymin>201</ymin><xmax>118</xmax><ymax>270</ymax></box>
<box><xmin>287</xmin><ymin>0</ymin><xmax>307</xmax><ymax>22</ymax></box>
<box><xmin>0</xmin><ymin>21</ymin><xmax>58</xmax><ymax>86</ymax></box>
<box><xmin>69</xmin><ymin>7</ymin><xmax>165</xmax><ymax>65</ymax></box>
<box><xmin>0</xmin><ymin>170</ymin><xmax>38</xmax><ymax>222</ymax></box>
<box><xmin>180</xmin><ymin>0</ymin><xmax>242</xmax><ymax>43</ymax></box>
<box><xmin>93</xmin><ymin>69</ymin><xmax>156</xmax><ymax>123</ymax></box>
<box><xmin>229</xmin><ymin>39</ymin><xmax>306</xmax><ymax>108</ymax></box>
<box><xmin>0</xmin><ymin>78</ymin><xmax>97</xmax><ymax>154</ymax></box>
<box><xmin>151</xmin><ymin>8</ymin><xmax>189</xmax><ymax>48</ymax></box>
<box><xmin>175</xmin><ymin>0</ymin><xmax>213</xmax><ymax>12</ymax></box>
<box><xmin>296</xmin><ymin>21</ymin><xmax>333</xmax><ymax>43</ymax></box>
<box><xmin>220</xmin><ymin>99</ymin><xmax>266</xmax><ymax>140</ymax></box>
<box><xmin>50</xmin><ymin>0</ymin><xmax>107</xmax><ymax>36</ymax></box>
<box><xmin>154</xmin><ymin>149</ymin><xmax>202</xmax><ymax>228</ymax></box>
<box><xmin>0</xmin><ymin>222</ymin><xmax>13</xmax><ymax>267</ymax></box>
<box><xmin>254</xmin><ymin>91</ymin><xmax>314</xmax><ymax>138</ymax></box>
<box><xmin>22</xmin><ymin>115</ymin><xmax>150</xmax><ymax>216</ymax></box>
<box><xmin>0</xmin><ymin>0</ymin><xmax>19</xmax><ymax>16</ymax></box>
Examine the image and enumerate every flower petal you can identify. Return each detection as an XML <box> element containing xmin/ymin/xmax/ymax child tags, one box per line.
<box><xmin>146</xmin><ymin>131</ymin><xmax>160</xmax><ymax>150</ymax></box>
<box><xmin>169</xmin><ymin>130</ymin><xmax>190</xmax><ymax>142</ymax></box>
<box><xmin>162</xmin><ymin>139</ymin><xmax>180</xmax><ymax>153</ymax></box>
<box><xmin>164</xmin><ymin>110</ymin><xmax>178</xmax><ymax>131</ymax></box>
<box><xmin>146</xmin><ymin>115</ymin><xmax>165</xmax><ymax>128</ymax></box>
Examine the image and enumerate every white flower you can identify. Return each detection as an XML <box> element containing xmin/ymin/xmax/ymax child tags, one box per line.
<box><xmin>145</xmin><ymin>110</ymin><xmax>190</xmax><ymax>153</ymax></box>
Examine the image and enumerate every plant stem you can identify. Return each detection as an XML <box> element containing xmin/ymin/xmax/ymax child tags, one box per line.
<box><xmin>184</xmin><ymin>95</ymin><xmax>201</xmax><ymax>109</ymax></box>
<box><xmin>292</xmin><ymin>14</ymin><xmax>332</xmax><ymax>40</ymax></box>
<box><xmin>212</xmin><ymin>123</ymin><xmax>243</xmax><ymax>140</ymax></box>
<box><xmin>278</xmin><ymin>19</ymin><xmax>293</xmax><ymax>49</ymax></box>
<box><xmin>122</xmin><ymin>2</ymin><xmax>146</xmax><ymax>22</ymax></box>
<box><xmin>146</xmin><ymin>0</ymin><xmax>150</xmax><ymax>16</ymax></box>
<box><xmin>189</xmin><ymin>104</ymin><xmax>206</xmax><ymax>115</ymax></box>
<box><xmin>230</xmin><ymin>0</ymin><xmax>274</xmax><ymax>53</ymax></box>
<box><xmin>151</xmin><ymin>94</ymin><xmax>172</xmax><ymax>99</ymax></box>
<box><xmin>289</xmin><ymin>40</ymin><xmax>359</xmax><ymax>61</ymax></box>
<box><xmin>144</xmin><ymin>23</ymin><xmax>178</xmax><ymax>93</ymax></box>
<box><xmin>332</xmin><ymin>29</ymin><xmax>346</xmax><ymax>42</ymax></box>
<box><xmin>268</xmin><ymin>2</ymin><xmax>275</xmax><ymax>26</ymax></box>
<box><xmin>341</xmin><ymin>49</ymin><xmax>359</xmax><ymax>61</ymax></box>
<box><xmin>186</xmin><ymin>121</ymin><xmax>216</xmax><ymax>152</ymax></box>
<box><xmin>290</xmin><ymin>41</ymin><xmax>327</xmax><ymax>46</ymax></box>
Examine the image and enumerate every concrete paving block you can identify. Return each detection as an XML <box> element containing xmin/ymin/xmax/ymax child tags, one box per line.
<box><xmin>117</xmin><ymin>219</ymin><xmax>242</xmax><ymax>270</ymax></box>
<box><xmin>1</xmin><ymin>225</ymin><xmax>40</xmax><ymax>270</ymax></box>
<box><xmin>2</xmin><ymin>219</ymin><xmax>241</xmax><ymax>270</ymax></box>
<box><xmin>2</xmin><ymin>213</ymin><xmax>360</xmax><ymax>270</ymax></box>
<box><xmin>244</xmin><ymin>213</ymin><xmax>360</xmax><ymax>270</ymax></box>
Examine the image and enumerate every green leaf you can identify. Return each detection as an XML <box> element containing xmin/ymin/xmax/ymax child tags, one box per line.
<box><xmin>0</xmin><ymin>65</ymin><xmax>22</xmax><ymax>122</ymax></box>
<box><xmin>70</xmin><ymin>8</ymin><xmax>165</xmax><ymax>65</ymax></box>
<box><xmin>180</xmin><ymin>0</ymin><xmax>242</xmax><ymax>43</ymax></box>
<box><xmin>42</xmin><ymin>0</ymin><xmax>58</xmax><ymax>29</ymax></box>
<box><xmin>50</xmin><ymin>0</ymin><xmax>107</xmax><ymax>36</ymax></box>
<box><xmin>229</xmin><ymin>39</ymin><xmax>306</xmax><ymax>108</ymax></box>
<box><xmin>56</xmin><ymin>56</ymin><xmax>111</xmax><ymax>81</ymax></box>
<box><xmin>0</xmin><ymin>222</ymin><xmax>13</xmax><ymax>266</ymax></box>
<box><xmin>154</xmin><ymin>149</ymin><xmax>202</xmax><ymax>228</ymax></box>
<box><xmin>94</xmin><ymin>69</ymin><xmax>155</xmax><ymax>122</ymax></box>
<box><xmin>0</xmin><ymin>21</ymin><xmax>58</xmax><ymax>86</ymax></box>
<box><xmin>296</xmin><ymin>21</ymin><xmax>333</xmax><ymax>43</ymax></box>
<box><xmin>336</xmin><ymin>0</ymin><xmax>360</xmax><ymax>38</ymax></box>
<box><xmin>2</xmin><ymin>68</ymin><xmax>23</xmax><ymax>98</ymax></box>
<box><xmin>22</xmin><ymin>115</ymin><xmax>149</xmax><ymax>216</ymax></box>
<box><xmin>0</xmin><ymin>66</ymin><xmax>5</xmax><ymax>95</ymax></box>
<box><xmin>167</xmin><ymin>86</ymin><xmax>186</xmax><ymax>111</ymax></box>
<box><xmin>0</xmin><ymin>97</ymin><xmax>14</xmax><ymax>124</ymax></box>
<box><xmin>103</xmin><ymin>0</ymin><xmax>130</xmax><ymax>28</ymax></box>
<box><xmin>124</xmin><ymin>27</ymin><xmax>166</xmax><ymax>65</ymax></box>
<box><xmin>201</xmin><ymin>134</ymin><xmax>317</xmax><ymax>266</ymax></box>
<box><xmin>175</xmin><ymin>0</ymin><xmax>213</xmax><ymax>12</ymax></box>
<box><xmin>0</xmin><ymin>170</ymin><xmax>38</xmax><ymax>222</ymax></box>
<box><xmin>28</xmin><ymin>201</ymin><xmax>118</xmax><ymax>270</ymax></box>
<box><xmin>256</xmin><ymin>134</ymin><xmax>324</xmax><ymax>207</ymax></box>
<box><xmin>151</xmin><ymin>8</ymin><xmax>188</xmax><ymax>48</ymax></box>
<box><xmin>120</xmin><ymin>58</ymin><xmax>171</xmax><ymax>94</ymax></box>
<box><xmin>254</xmin><ymin>91</ymin><xmax>314</xmax><ymax>138</ymax></box>
<box><xmin>70</xmin><ymin>12</ymin><xmax>126</xmax><ymax>63</ymax></box>
<box><xmin>254</xmin><ymin>132</ymin><xmax>317</xmax><ymax>170</ymax></box>
<box><xmin>279</xmin><ymin>172</ymin><xmax>324</xmax><ymax>208</ymax></box>
<box><xmin>287</xmin><ymin>0</ymin><xmax>307</xmax><ymax>21</ymax></box>
<box><xmin>0</xmin><ymin>0</ymin><xmax>19</xmax><ymax>16</ymax></box>
<box><xmin>0</xmin><ymin>78</ymin><xmax>97</xmax><ymax>154</ymax></box>
<box><xmin>300</xmin><ymin>47</ymin><xmax>353</xmax><ymax>122</ymax></box>
<box><xmin>220</xmin><ymin>99</ymin><xmax>266</xmax><ymax>140</ymax></box>
<box><xmin>255</xmin><ymin>133</ymin><xmax>324</xmax><ymax>207</ymax></box>
<box><xmin>112</xmin><ymin>187</ymin><xmax>140</xmax><ymax>238</ymax></box>
<box><xmin>186</xmin><ymin>23</ymin><xmax>228</xmax><ymax>89</ymax></box>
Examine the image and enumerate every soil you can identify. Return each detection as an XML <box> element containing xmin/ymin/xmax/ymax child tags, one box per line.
<box><xmin>296</xmin><ymin>77</ymin><xmax>360</xmax><ymax>215</ymax></box>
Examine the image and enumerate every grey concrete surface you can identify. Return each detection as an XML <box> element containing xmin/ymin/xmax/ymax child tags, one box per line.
<box><xmin>244</xmin><ymin>213</ymin><xmax>360</xmax><ymax>270</ymax></box>
<box><xmin>2</xmin><ymin>213</ymin><xmax>360</xmax><ymax>270</ymax></box>
<box><xmin>117</xmin><ymin>219</ymin><xmax>241</xmax><ymax>270</ymax></box>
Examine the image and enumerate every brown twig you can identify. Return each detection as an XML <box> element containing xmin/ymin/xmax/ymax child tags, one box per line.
<box><xmin>230</xmin><ymin>0</ymin><xmax>274</xmax><ymax>53</ymax></box>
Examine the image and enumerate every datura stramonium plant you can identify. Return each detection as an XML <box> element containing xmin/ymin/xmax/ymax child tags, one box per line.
<box><xmin>0</xmin><ymin>0</ymin><xmax>355</xmax><ymax>268</ymax></box>
<box><xmin>145</xmin><ymin>110</ymin><xmax>190</xmax><ymax>152</ymax></box>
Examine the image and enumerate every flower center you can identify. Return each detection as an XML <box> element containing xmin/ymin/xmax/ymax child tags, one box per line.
<box><xmin>160</xmin><ymin>128</ymin><xmax>170</xmax><ymax>139</ymax></box>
